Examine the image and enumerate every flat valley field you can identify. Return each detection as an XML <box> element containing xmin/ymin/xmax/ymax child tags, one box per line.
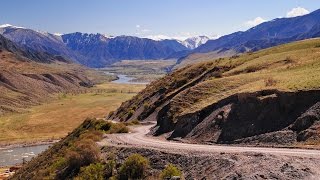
<box><xmin>0</xmin><ymin>83</ymin><xmax>145</xmax><ymax>146</ymax></box>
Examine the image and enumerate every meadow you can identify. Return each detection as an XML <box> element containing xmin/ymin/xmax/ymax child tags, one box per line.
<box><xmin>0</xmin><ymin>83</ymin><xmax>145</xmax><ymax>145</ymax></box>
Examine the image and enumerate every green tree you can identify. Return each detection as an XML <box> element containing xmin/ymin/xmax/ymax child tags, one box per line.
<box><xmin>160</xmin><ymin>164</ymin><xmax>182</xmax><ymax>179</ymax></box>
<box><xmin>76</xmin><ymin>163</ymin><xmax>106</xmax><ymax>180</ymax></box>
<box><xmin>119</xmin><ymin>154</ymin><xmax>149</xmax><ymax>179</ymax></box>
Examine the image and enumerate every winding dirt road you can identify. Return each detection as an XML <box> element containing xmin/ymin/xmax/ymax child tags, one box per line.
<box><xmin>99</xmin><ymin>124</ymin><xmax>320</xmax><ymax>158</ymax></box>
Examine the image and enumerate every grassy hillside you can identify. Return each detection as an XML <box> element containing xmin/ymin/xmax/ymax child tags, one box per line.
<box><xmin>110</xmin><ymin>38</ymin><xmax>320</xmax><ymax>146</ymax></box>
<box><xmin>10</xmin><ymin>119</ymin><xmax>130</xmax><ymax>179</ymax></box>
<box><xmin>0</xmin><ymin>48</ymin><xmax>115</xmax><ymax>115</ymax></box>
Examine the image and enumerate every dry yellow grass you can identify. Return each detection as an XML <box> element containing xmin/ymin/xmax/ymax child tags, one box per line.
<box><xmin>0</xmin><ymin>83</ymin><xmax>145</xmax><ymax>145</ymax></box>
<box><xmin>173</xmin><ymin>39</ymin><xmax>320</xmax><ymax>115</ymax></box>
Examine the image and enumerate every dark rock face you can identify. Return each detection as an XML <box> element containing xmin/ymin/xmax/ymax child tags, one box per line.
<box><xmin>153</xmin><ymin>90</ymin><xmax>320</xmax><ymax>145</ymax></box>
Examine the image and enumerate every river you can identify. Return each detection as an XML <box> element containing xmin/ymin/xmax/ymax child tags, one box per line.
<box><xmin>0</xmin><ymin>144</ymin><xmax>50</xmax><ymax>167</ymax></box>
<box><xmin>106</xmin><ymin>72</ymin><xmax>148</xmax><ymax>84</ymax></box>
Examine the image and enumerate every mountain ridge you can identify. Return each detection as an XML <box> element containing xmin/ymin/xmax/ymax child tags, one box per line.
<box><xmin>0</xmin><ymin>26</ymin><xmax>195</xmax><ymax>67</ymax></box>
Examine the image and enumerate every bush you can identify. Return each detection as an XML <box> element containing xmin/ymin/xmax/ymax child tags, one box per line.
<box><xmin>56</xmin><ymin>138</ymin><xmax>101</xmax><ymax>179</ymax></box>
<box><xmin>131</xmin><ymin>119</ymin><xmax>140</xmax><ymax>125</ymax></box>
<box><xmin>127</xmin><ymin>109</ymin><xmax>135</xmax><ymax>119</ymax></box>
<box><xmin>160</xmin><ymin>164</ymin><xmax>182</xmax><ymax>179</ymax></box>
<box><xmin>143</xmin><ymin>102</ymin><xmax>149</xmax><ymax>109</ymax></box>
<box><xmin>76</xmin><ymin>163</ymin><xmax>106</xmax><ymax>180</ymax></box>
<box><xmin>265</xmin><ymin>77</ymin><xmax>277</xmax><ymax>87</ymax></box>
<box><xmin>79</xmin><ymin>130</ymin><xmax>103</xmax><ymax>142</ymax></box>
<box><xmin>105</xmin><ymin>160</ymin><xmax>116</xmax><ymax>178</ymax></box>
<box><xmin>119</xmin><ymin>154</ymin><xmax>149</xmax><ymax>179</ymax></box>
<box><xmin>109</xmin><ymin>123</ymin><xmax>129</xmax><ymax>134</ymax></box>
<box><xmin>108</xmin><ymin>111</ymin><xmax>115</xmax><ymax>117</ymax></box>
<box><xmin>124</xmin><ymin>119</ymin><xmax>140</xmax><ymax>126</ymax></box>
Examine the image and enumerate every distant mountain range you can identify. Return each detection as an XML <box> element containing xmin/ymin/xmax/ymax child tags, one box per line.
<box><xmin>192</xmin><ymin>9</ymin><xmax>320</xmax><ymax>55</ymax></box>
<box><xmin>1</xmin><ymin>9</ymin><xmax>320</xmax><ymax>68</ymax></box>
<box><xmin>0</xmin><ymin>24</ymin><xmax>208</xmax><ymax>67</ymax></box>
<box><xmin>61</xmin><ymin>33</ymin><xmax>189</xmax><ymax>67</ymax></box>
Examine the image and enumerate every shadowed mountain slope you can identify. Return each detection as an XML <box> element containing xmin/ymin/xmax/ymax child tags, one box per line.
<box><xmin>0</xmin><ymin>35</ymin><xmax>102</xmax><ymax>114</ymax></box>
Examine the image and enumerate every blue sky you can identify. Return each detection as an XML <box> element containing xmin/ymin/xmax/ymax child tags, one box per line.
<box><xmin>1</xmin><ymin>0</ymin><xmax>320</xmax><ymax>40</ymax></box>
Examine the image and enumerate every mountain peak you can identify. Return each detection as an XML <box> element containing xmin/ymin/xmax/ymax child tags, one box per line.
<box><xmin>182</xmin><ymin>36</ymin><xmax>210</xmax><ymax>49</ymax></box>
<box><xmin>0</xmin><ymin>24</ymin><xmax>25</xmax><ymax>29</ymax></box>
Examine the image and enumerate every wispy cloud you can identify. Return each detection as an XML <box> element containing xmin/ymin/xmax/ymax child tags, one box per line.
<box><xmin>245</xmin><ymin>17</ymin><xmax>267</xmax><ymax>28</ymax></box>
<box><xmin>286</xmin><ymin>7</ymin><xmax>310</xmax><ymax>18</ymax></box>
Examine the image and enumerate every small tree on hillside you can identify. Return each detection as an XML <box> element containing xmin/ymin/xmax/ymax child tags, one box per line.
<box><xmin>160</xmin><ymin>164</ymin><xmax>182</xmax><ymax>180</ymax></box>
<box><xmin>119</xmin><ymin>154</ymin><xmax>149</xmax><ymax>179</ymax></box>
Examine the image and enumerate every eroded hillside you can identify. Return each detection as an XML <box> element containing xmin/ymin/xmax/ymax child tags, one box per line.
<box><xmin>0</xmin><ymin>35</ymin><xmax>107</xmax><ymax>114</ymax></box>
<box><xmin>110</xmin><ymin>38</ymin><xmax>320</xmax><ymax>147</ymax></box>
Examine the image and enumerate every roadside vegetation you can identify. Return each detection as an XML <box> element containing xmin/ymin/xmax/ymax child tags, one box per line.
<box><xmin>11</xmin><ymin>119</ymin><xmax>127</xmax><ymax>179</ymax></box>
<box><xmin>11</xmin><ymin>118</ymin><xmax>182</xmax><ymax>180</ymax></box>
<box><xmin>160</xmin><ymin>164</ymin><xmax>182</xmax><ymax>179</ymax></box>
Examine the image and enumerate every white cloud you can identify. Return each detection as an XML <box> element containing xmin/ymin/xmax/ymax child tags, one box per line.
<box><xmin>245</xmin><ymin>17</ymin><xmax>267</xmax><ymax>27</ymax></box>
<box><xmin>286</xmin><ymin>7</ymin><xmax>310</xmax><ymax>18</ymax></box>
<box><xmin>136</xmin><ymin>25</ymin><xmax>140</xmax><ymax>28</ymax></box>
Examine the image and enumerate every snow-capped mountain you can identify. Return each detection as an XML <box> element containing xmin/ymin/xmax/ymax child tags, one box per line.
<box><xmin>195</xmin><ymin>9</ymin><xmax>320</xmax><ymax>54</ymax></box>
<box><xmin>181</xmin><ymin>36</ymin><xmax>210</xmax><ymax>49</ymax></box>
<box><xmin>0</xmin><ymin>25</ymin><xmax>190</xmax><ymax>67</ymax></box>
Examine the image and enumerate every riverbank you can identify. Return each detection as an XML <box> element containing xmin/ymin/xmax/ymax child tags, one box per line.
<box><xmin>0</xmin><ymin>139</ymin><xmax>58</xmax><ymax>150</ymax></box>
<box><xmin>101</xmin><ymin>59</ymin><xmax>175</xmax><ymax>83</ymax></box>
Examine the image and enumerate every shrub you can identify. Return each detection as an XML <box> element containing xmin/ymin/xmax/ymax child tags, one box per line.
<box><xmin>265</xmin><ymin>77</ymin><xmax>277</xmax><ymax>87</ymax></box>
<box><xmin>160</xmin><ymin>164</ymin><xmax>182</xmax><ymax>180</ymax></box>
<box><xmin>125</xmin><ymin>119</ymin><xmax>140</xmax><ymax>126</ymax></box>
<box><xmin>143</xmin><ymin>102</ymin><xmax>149</xmax><ymax>109</ymax></box>
<box><xmin>213</xmin><ymin>71</ymin><xmax>223</xmax><ymax>78</ymax></box>
<box><xmin>105</xmin><ymin>160</ymin><xmax>116</xmax><ymax>178</ymax></box>
<box><xmin>127</xmin><ymin>109</ymin><xmax>135</xmax><ymax>119</ymax></box>
<box><xmin>119</xmin><ymin>154</ymin><xmax>149</xmax><ymax>179</ymax></box>
<box><xmin>109</xmin><ymin>123</ymin><xmax>129</xmax><ymax>134</ymax></box>
<box><xmin>79</xmin><ymin>130</ymin><xmax>103</xmax><ymax>142</ymax></box>
<box><xmin>131</xmin><ymin>119</ymin><xmax>140</xmax><ymax>125</ymax></box>
<box><xmin>95</xmin><ymin>121</ymin><xmax>112</xmax><ymax>131</ymax></box>
<box><xmin>76</xmin><ymin>163</ymin><xmax>106</xmax><ymax>180</ymax></box>
<box><xmin>108</xmin><ymin>111</ymin><xmax>115</xmax><ymax>117</ymax></box>
<box><xmin>284</xmin><ymin>56</ymin><xmax>295</xmax><ymax>64</ymax></box>
<box><xmin>74</xmin><ymin>139</ymin><xmax>101</xmax><ymax>164</ymax></box>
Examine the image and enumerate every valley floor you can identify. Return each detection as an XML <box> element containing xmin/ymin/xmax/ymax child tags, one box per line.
<box><xmin>0</xmin><ymin>83</ymin><xmax>145</xmax><ymax>146</ymax></box>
